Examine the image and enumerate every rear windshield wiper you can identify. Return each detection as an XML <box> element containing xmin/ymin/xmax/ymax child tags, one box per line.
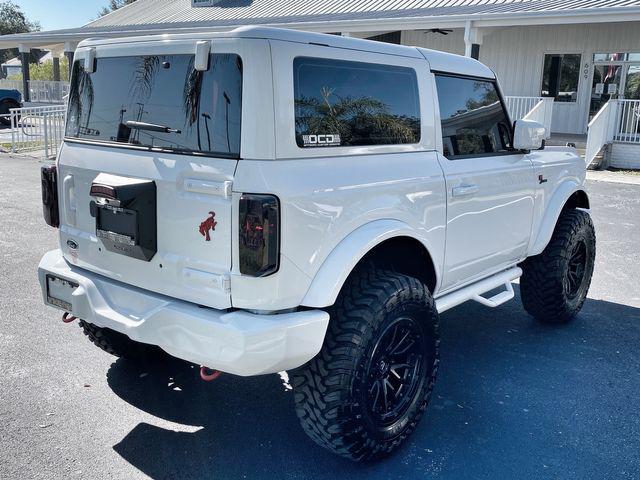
<box><xmin>125</xmin><ymin>121</ymin><xmax>182</xmax><ymax>134</ymax></box>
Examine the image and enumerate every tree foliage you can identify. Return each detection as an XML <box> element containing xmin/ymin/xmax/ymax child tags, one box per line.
<box><xmin>295</xmin><ymin>89</ymin><xmax>419</xmax><ymax>146</ymax></box>
<box><xmin>0</xmin><ymin>1</ymin><xmax>40</xmax><ymax>36</ymax></box>
<box><xmin>0</xmin><ymin>1</ymin><xmax>40</xmax><ymax>65</ymax></box>
<box><xmin>7</xmin><ymin>57</ymin><xmax>69</xmax><ymax>81</ymax></box>
<box><xmin>99</xmin><ymin>0</ymin><xmax>137</xmax><ymax>17</ymax></box>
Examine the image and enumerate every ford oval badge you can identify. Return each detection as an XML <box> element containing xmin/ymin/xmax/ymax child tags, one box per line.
<box><xmin>67</xmin><ymin>239</ymin><xmax>78</xmax><ymax>250</ymax></box>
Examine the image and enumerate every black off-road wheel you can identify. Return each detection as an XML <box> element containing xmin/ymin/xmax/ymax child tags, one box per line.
<box><xmin>0</xmin><ymin>99</ymin><xmax>19</xmax><ymax>126</ymax></box>
<box><xmin>291</xmin><ymin>267</ymin><xmax>440</xmax><ymax>461</ymax></box>
<box><xmin>79</xmin><ymin>320</ymin><xmax>164</xmax><ymax>362</ymax></box>
<box><xmin>520</xmin><ymin>209</ymin><xmax>596</xmax><ymax>324</ymax></box>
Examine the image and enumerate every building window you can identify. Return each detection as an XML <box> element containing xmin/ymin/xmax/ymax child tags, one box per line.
<box><xmin>293</xmin><ymin>57</ymin><xmax>421</xmax><ymax>148</ymax></box>
<box><xmin>434</xmin><ymin>74</ymin><xmax>512</xmax><ymax>159</ymax></box>
<box><xmin>366</xmin><ymin>31</ymin><xmax>402</xmax><ymax>45</ymax></box>
<box><xmin>593</xmin><ymin>53</ymin><xmax>625</xmax><ymax>62</ymax></box>
<box><xmin>541</xmin><ymin>53</ymin><xmax>581</xmax><ymax>103</ymax></box>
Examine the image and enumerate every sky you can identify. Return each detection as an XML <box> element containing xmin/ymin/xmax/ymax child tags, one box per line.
<box><xmin>16</xmin><ymin>0</ymin><xmax>108</xmax><ymax>31</ymax></box>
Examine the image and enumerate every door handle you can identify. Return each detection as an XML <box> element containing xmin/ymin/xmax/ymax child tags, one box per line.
<box><xmin>452</xmin><ymin>184</ymin><xmax>479</xmax><ymax>197</ymax></box>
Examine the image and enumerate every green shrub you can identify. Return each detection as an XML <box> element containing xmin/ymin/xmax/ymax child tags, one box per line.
<box><xmin>7</xmin><ymin>57</ymin><xmax>69</xmax><ymax>81</ymax></box>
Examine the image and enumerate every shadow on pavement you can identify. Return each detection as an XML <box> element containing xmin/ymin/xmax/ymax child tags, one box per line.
<box><xmin>108</xmin><ymin>289</ymin><xmax>640</xmax><ymax>479</ymax></box>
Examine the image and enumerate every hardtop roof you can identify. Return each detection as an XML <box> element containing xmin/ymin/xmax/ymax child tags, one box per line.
<box><xmin>77</xmin><ymin>26</ymin><xmax>495</xmax><ymax>79</ymax></box>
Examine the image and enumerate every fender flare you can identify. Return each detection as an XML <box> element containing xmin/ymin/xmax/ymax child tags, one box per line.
<box><xmin>301</xmin><ymin>219</ymin><xmax>439</xmax><ymax>308</ymax></box>
<box><xmin>529</xmin><ymin>181</ymin><xmax>590</xmax><ymax>256</ymax></box>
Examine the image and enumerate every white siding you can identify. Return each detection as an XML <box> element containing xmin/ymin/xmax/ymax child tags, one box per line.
<box><xmin>610</xmin><ymin>143</ymin><xmax>640</xmax><ymax>169</ymax></box>
<box><xmin>402</xmin><ymin>22</ymin><xmax>640</xmax><ymax>134</ymax></box>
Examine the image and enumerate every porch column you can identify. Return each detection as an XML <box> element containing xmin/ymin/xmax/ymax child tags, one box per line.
<box><xmin>63</xmin><ymin>42</ymin><xmax>77</xmax><ymax>80</ymax></box>
<box><xmin>18</xmin><ymin>44</ymin><xmax>30</xmax><ymax>102</ymax></box>
<box><xmin>52</xmin><ymin>56</ymin><xmax>61</xmax><ymax>82</ymax></box>
<box><xmin>463</xmin><ymin>21</ymin><xmax>483</xmax><ymax>60</ymax></box>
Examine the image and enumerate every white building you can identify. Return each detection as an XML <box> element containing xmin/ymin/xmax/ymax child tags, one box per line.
<box><xmin>1</xmin><ymin>0</ymin><xmax>639</xmax><ymax>167</ymax></box>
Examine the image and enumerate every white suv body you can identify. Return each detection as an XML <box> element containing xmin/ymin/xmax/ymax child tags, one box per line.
<box><xmin>38</xmin><ymin>27</ymin><xmax>594</xmax><ymax>460</ymax></box>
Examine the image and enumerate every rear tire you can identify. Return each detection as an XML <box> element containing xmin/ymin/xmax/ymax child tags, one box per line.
<box><xmin>0</xmin><ymin>99</ymin><xmax>19</xmax><ymax>126</ymax></box>
<box><xmin>79</xmin><ymin>320</ymin><xmax>164</xmax><ymax>362</ymax></box>
<box><xmin>520</xmin><ymin>209</ymin><xmax>596</xmax><ymax>324</ymax></box>
<box><xmin>291</xmin><ymin>267</ymin><xmax>440</xmax><ymax>461</ymax></box>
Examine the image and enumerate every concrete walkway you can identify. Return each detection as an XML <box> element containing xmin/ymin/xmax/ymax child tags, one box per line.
<box><xmin>587</xmin><ymin>170</ymin><xmax>640</xmax><ymax>185</ymax></box>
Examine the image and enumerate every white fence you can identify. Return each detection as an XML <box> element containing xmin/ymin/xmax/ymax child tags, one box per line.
<box><xmin>505</xmin><ymin>96</ymin><xmax>554</xmax><ymax>139</ymax></box>
<box><xmin>28</xmin><ymin>81</ymin><xmax>70</xmax><ymax>104</ymax></box>
<box><xmin>10</xmin><ymin>105</ymin><xmax>66</xmax><ymax>159</ymax></box>
<box><xmin>615</xmin><ymin>99</ymin><xmax>640</xmax><ymax>144</ymax></box>
<box><xmin>0</xmin><ymin>79</ymin><xmax>23</xmax><ymax>94</ymax></box>
<box><xmin>0</xmin><ymin>79</ymin><xmax>70</xmax><ymax>104</ymax></box>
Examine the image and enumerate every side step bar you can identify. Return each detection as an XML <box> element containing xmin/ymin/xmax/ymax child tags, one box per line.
<box><xmin>435</xmin><ymin>267</ymin><xmax>522</xmax><ymax>314</ymax></box>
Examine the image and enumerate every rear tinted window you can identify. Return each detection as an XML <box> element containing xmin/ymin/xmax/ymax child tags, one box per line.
<box><xmin>435</xmin><ymin>74</ymin><xmax>512</xmax><ymax>159</ymax></box>
<box><xmin>294</xmin><ymin>57</ymin><xmax>420</xmax><ymax>148</ymax></box>
<box><xmin>66</xmin><ymin>54</ymin><xmax>242</xmax><ymax>158</ymax></box>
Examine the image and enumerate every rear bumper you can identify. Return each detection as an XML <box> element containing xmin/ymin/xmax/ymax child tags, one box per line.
<box><xmin>38</xmin><ymin>249</ymin><xmax>329</xmax><ymax>376</ymax></box>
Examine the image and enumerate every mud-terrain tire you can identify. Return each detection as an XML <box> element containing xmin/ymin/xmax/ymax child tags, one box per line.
<box><xmin>291</xmin><ymin>267</ymin><xmax>440</xmax><ymax>461</ymax></box>
<box><xmin>520</xmin><ymin>209</ymin><xmax>596</xmax><ymax>324</ymax></box>
<box><xmin>79</xmin><ymin>320</ymin><xmax>163</xmax><ymax>362</ymax></box>
<box><xmin>0</xmin><ymin>99</ymin><xmax>19</xmax><ymax>126</ymax></box>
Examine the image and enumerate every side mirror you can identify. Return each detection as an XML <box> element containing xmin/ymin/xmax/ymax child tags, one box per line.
<box><xmin>513</xmin><ymin>119</ymin><xmax>545</xmax><ymax>151</ymax></box>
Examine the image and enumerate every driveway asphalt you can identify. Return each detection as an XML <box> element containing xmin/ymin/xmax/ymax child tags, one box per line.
<box><xmin>0</xmin><ymin>156</ymin><xmax>639</xmax><ymax>479</ymax></box>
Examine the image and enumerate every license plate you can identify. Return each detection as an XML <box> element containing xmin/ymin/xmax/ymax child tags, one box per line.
<box><xmin>46</xmin><ymin>274</ymin><xmax>78</xmax><ymax>311</ymax></box>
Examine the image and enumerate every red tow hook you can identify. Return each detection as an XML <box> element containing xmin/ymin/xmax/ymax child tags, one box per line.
<box><xmin>62</xmin><ymin>312</ymin><xmax>77</xmax><ymax>323</ymax></box>
<box><xmin>200</xmin><ymin>366</ymin><xmax>222</xmax><ymax>382</ymax></box>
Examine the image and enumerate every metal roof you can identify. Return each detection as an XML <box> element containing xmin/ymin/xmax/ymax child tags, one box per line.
<box><xmin>88</xmin><ymin>0</ymin><xmax>640</xmax><ymax>28</ymax></box>
<box><xmin>2</xmin><ymin>0</ymin><xmax>640</xmax><ymax>49</ymax></box>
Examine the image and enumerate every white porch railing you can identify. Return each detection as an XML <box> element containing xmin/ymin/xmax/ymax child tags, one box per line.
<box><xmin>585</xmin><ymin>99</ymin><xmax>640</xmax><ymax>166</ymax></box>
<box><xmin>615</xmin><ymin>99</ymin><xmax>640</xmax><ymax>144</ymax></box>
<box><xmin>10</xmin><ymin>104</ymin><xmax>67</xmax><ymax>159</ymax></box>
<box><xmin>0</xmin><ymin>79</ymin><xmax>70</xmax><ymax>103</ymax></box>
<box><xmin>505</xmin><ymin>96</ymin><xmax>554</xmax><ymax>139</ymax></box>
<box><xmin>585</xmin><ymin>100</ymin><xmax>618</xmax><ymax>167</ymax></box>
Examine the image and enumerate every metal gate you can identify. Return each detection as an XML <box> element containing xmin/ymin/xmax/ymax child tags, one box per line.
<box><xmin>9</xmin><ymin>105</ymin><xmax>67</xmax><ymax>159</ymax></box>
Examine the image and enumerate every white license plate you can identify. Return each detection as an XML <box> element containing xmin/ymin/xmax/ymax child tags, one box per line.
<box><xmin>46</xmin><ymin>275</ymin><xmax>78</xmax><ymax>311</ymax></box>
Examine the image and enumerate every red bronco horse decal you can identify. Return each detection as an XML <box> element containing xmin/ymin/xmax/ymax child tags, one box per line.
<box><xmin>199</xmin><ymin>211</ymin><xmax>218</xmax><ymax>241</ymax></box>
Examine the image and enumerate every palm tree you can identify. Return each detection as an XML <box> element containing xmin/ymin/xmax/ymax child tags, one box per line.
<box><xmin>182</xmin><ymin>58</ymin><xmax>203</xmax><ymax>149</ymax></box>
<box><xmin>296</xmin><ymin>89</ymin><xmax>419</xmax><ymax>145</ymax></box>
<box><xmin>129</xmin><ymin>55</ymin><xmax>160</xmax><ymax>102</ymax></box>
<box><xmin>67</xmin><ymin>62</ymin><xmax>94</xmax><ymax>136</ymax></box>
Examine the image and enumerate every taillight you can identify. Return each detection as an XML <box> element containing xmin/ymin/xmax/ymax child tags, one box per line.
<box><xmin>239</xmin><ymin>194</ymin><xmax>280</xmax><ymax>277</ymax></box>
<box><xmin>41</xmin><ymin>165</ymin><xmax>59</xmax><ymax>228</ymax></box>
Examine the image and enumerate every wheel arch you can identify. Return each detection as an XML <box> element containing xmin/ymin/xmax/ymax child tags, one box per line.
<box><xmin>0</xmin><ymin>97</ymin><xmax>20</xmax><ymax>107</ymax></box>
<box><xmin>529</xmin><ymin>182</ymin><xmax>590</xmax><ymax>256</ymax></box>
<box><xmin>301</xmin><ymin>219</ymin><xmax>440</xmax><ymax>308</ymax></box>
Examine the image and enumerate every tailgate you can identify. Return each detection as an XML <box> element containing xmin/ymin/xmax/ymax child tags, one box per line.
<box><xmin>57</xmin><ymin>141</ymin><xmax>236</xmax><ymax>309</ymax></box>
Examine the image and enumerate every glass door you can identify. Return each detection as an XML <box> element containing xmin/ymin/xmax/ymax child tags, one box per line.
<box><xmin>589</xmin><ymin>63</ymin><xmax>623</xmax><ymax>121</ymax></box>
<box><xmin>624</xmin><ymin>64</ymin><xmax>640</xmax><ymax>100</ymax></box>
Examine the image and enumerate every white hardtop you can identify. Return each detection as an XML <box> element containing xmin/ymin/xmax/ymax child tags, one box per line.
<box><xmin>77</xmin><ymin>26</ymin><xmax>495</xmax><ymax>79</ymax></box>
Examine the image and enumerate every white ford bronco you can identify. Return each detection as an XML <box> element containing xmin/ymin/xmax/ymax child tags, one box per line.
<box><xmin>38</xmin><ymin>27</ymin><xmax>595</xmax><ymax>461</ymax></box>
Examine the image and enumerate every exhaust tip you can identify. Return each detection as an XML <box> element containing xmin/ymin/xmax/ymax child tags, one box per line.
<box><xmin>200</xmin><ymin>366</ymin><xmax>222</xmax><ymax>382</ymax></box>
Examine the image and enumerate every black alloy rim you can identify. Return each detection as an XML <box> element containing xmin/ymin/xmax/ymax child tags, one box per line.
<box><xmin>365</xmin><ymin>317</ymin><xmax>426</xmax><ymax>427</ymax></box>
<box><xmin>565</xmin><ymin>239</ymin><xmax>587</xmax><ymax>299</ymax></box>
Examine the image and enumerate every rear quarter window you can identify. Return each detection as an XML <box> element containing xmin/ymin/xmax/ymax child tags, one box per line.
<box><xmin>293</xmin><ymin>57</ymin><xmax>421</xmax><ymax>148</ymax></box>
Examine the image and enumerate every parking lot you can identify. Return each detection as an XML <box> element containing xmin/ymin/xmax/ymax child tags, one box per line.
<box><xmin>0</xmin><ymin>155</ymin><xmax>639</xmax><ymax>479</ymax></box>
